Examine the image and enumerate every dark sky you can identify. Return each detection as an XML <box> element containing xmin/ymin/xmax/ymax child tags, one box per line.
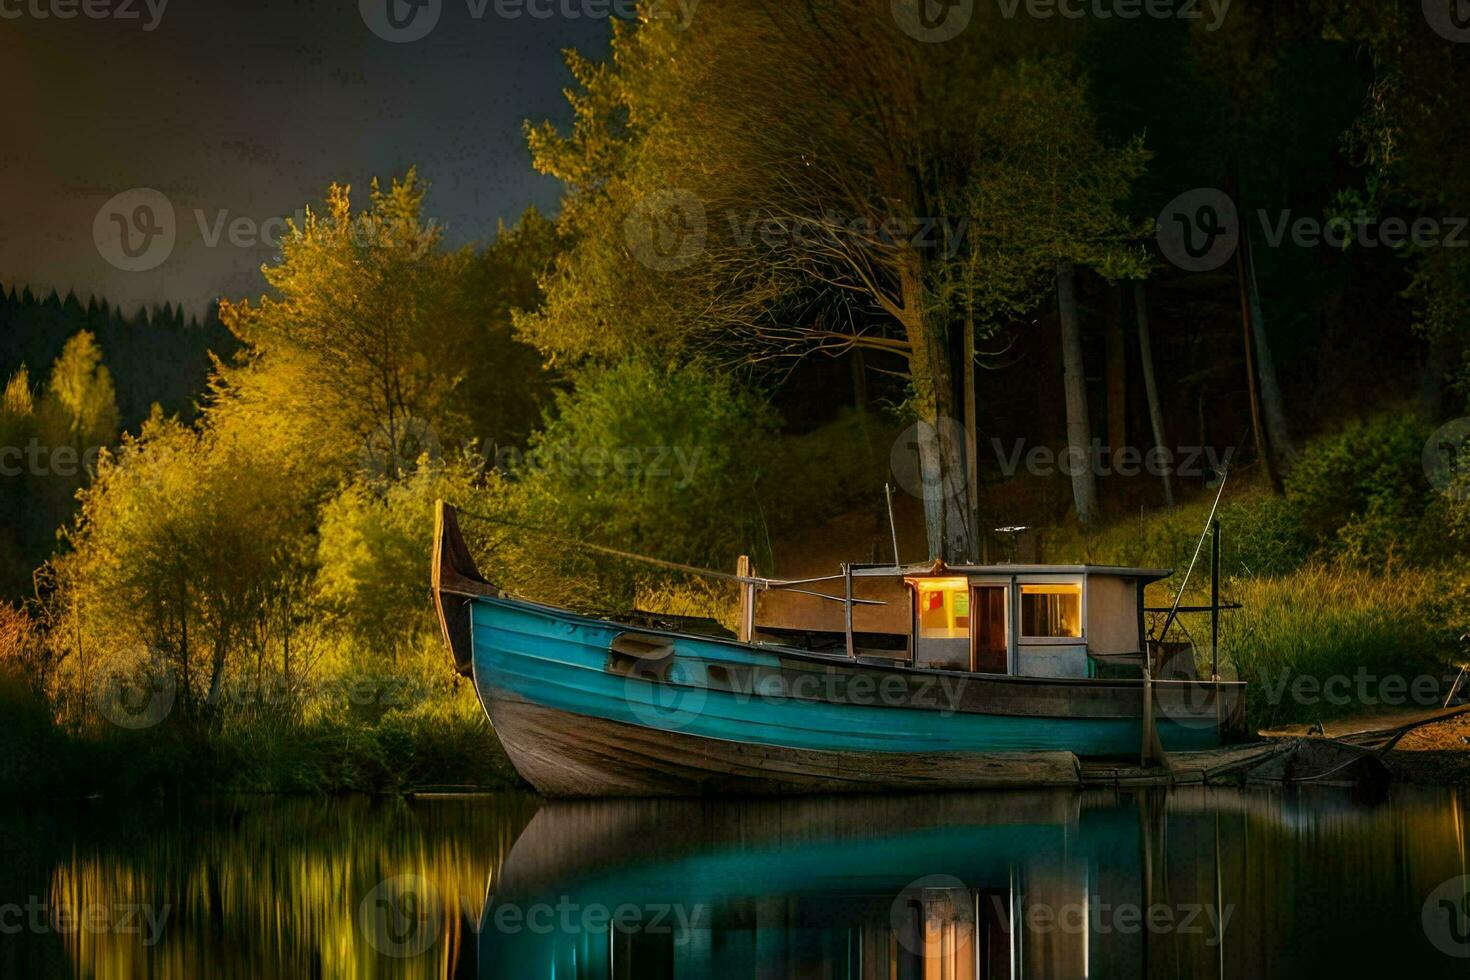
<box><xmin>0</xmin><ymin>0</ymin><xmax>614</xmax><ymax>315</ymax></box>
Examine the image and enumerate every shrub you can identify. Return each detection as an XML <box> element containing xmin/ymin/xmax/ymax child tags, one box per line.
<box><xmin>1281</xmin><ymin>410</ymin><xmax>1440</xmax><ymax>565</ymax></box>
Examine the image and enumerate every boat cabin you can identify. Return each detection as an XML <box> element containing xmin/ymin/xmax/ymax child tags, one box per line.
<box><xmin>878</xmin><ymin>562</ymin><xmax>1168</xmax><ymax>678</ymax></box>
<box><xmin>756</xmin><ymin>561</ymin><xmax>1171</xmax><ymax>680</ymax></box>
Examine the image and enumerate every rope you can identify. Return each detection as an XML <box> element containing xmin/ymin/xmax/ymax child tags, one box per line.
<box><xmin>1158</xmin><ymin>464</ymin><xmax>1231</xmax><ymax>643</ymax></box>
<box><xmin>451</xmin><ymin>506</ymin><xmax>882</xmax><ymax>605</ymax></box>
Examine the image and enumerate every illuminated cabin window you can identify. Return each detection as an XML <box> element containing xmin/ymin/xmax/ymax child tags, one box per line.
<box><xmin>915</xmin><ymin>578</ymin><xmax>970</xmax><ymax>639</ymax></box>
<box><xmin>1020</xmin><ymin>583</ymin><xmax>1082</xmax><ymax>638</ymax></box>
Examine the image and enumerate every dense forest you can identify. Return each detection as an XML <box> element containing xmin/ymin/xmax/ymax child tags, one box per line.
<box><xmin>2</xmin><ymin>2</ymin><xmax>1469</xmax><ymax>795</ymax></box>
<box><xmin>0</xmin><ymin>288</ymin><xmax>234</xmax><ymax>598</ymax></box>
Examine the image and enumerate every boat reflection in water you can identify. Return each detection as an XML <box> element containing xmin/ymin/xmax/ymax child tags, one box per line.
<box><xmin>478</xmin><ymin>787</ymin><xmax>1460</xmax><ymax>979</ymax></box>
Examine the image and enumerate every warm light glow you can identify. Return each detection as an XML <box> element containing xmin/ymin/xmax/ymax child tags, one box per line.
<box><xmin>1020</xmin><ymin>583</ymin><xmax>1082</xmax><ymax>638</ymax></box>
<box><xmin>912</xmin><ymin>578</ymin><xmax>971</xmax><ymax>639</ymax></box>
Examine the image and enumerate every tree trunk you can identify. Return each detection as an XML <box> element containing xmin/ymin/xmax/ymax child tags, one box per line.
<box><xmin>1246</xmin><ymin>233</ymin><xmax>1295</xmax><ymax>466</ymax></box>
<box><xmin>1057</xmin><ymin>261</ymin><xmax>1100</xmax><ymax>528</ymax></box>
<box><xmin>963</xmin><ymin>294</ymin><xmax>983</xmax><ymax>563</ymax></box>
<box><xmin>206</xmin><ymin>632</ymin><xmax>228</xmax><ymax>708</ymax></box>
<box><xmin>849</xmin><ymin>349</ymin><xmax>868</xmax><ymax>410</ymax></box>
<box><xmin>1234</xmin><ymin>225</ymin><xmax>1282</xmax><ymax>493</ymax></box>
<box><xmin>1133</xmin><ymin>281</ymin><xmax>1175</xmax><ymax>508</ymax></box>
<box><xmin>902</xmin><ymin>264</ymin><xmax>974</xmax><ymax>562</ymax></box>
<box><xmin>1105</xmin><ymin>284</ymin><xmax>1128</xmax><ymax>456</ymax></box>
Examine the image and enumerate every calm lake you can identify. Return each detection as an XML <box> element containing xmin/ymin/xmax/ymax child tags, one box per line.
<box><xmin>2</xmin><ymin>786</ymin><xmax>1467</xmax><ymax>978</ymax></box>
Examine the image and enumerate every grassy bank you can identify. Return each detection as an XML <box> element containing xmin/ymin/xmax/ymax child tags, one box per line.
<box><xmin>0</xmin><ymin>671</ymin><xmax>520</xmax><ymax>801</ymax></box>
<box><xmin>1045</xmin><ymin>413</ymin><xmax>1470</xmax><ymax>732</ymax></box>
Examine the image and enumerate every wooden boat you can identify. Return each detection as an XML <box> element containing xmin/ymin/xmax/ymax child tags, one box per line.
<box><xmin>433</xmin><ymin>502</ymin><xmax>1247</xmax><ymax>798</ymax></box>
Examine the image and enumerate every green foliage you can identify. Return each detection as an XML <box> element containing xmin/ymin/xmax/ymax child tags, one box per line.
<box><xmin>220</xmin><ymin>173</ymin><xmax>552</xmax><ymax>480</ymax></box>
<box><xmin>53</xmin><ymin>407</ymin><xmax>322</xmax><ymax>718</ymax></box>
<box><xmin>41</xmin><ymin>330</ymin><xmax>118</xmax><ymax>453</ymax></box>
<box><xmin>1281</xmin><ymin>411</ymin><xmax>1444</xmax><ymax>566</ymax></box>
<box><xmin>521</xmin><ymin>3</ymin><xmax>1146</xmax><ymax>367</ymax></box>
<box><xmin>480</xmin><ymin>360</ymin><xmax>777</xmax><ymax>611</ymax></box>
<box><xmin>316</xmin><ymin>461</ymin><xmax>480</xmax><ymax>659</ymax></box>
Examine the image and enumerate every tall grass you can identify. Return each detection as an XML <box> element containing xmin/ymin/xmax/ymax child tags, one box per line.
<box><xmin>1221</xmin><ymin>567</ymin><xmax>1470</xmax><ymax>730</ymax></box>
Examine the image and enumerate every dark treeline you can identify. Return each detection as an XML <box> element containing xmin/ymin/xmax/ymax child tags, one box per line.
<box><xmin>0</xmin><ymin>285</ymin><xmax>236</xmax><ymax>433</ymax></box>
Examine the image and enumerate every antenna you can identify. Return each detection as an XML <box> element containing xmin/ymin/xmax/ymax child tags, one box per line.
<box><xmin>884</xmin><ymin>483</ymin><xmax>901</xmax><ymax>566</ymax></box>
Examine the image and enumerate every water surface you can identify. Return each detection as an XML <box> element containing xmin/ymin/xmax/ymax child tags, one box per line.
<box><xmin>2</xmin><ymin>786</ymin><xmax>1467</xmax><ymax>978</ymax></box>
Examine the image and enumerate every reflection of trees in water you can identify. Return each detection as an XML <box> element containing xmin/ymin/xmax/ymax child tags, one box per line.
<box><xmin>26</xmin><ymin>794</ymin><xmax>539</xmax><ymax>979</ymax></box>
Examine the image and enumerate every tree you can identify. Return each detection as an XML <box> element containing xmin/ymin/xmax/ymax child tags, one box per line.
<box><xmin>522</xmin><ymin>3</ymin><xmax>1145</xmax><ymax>557</ymax></box>
<box><xmin>41</xmin><ymin>331</ymin><xmax>118</xmax><ymax>459</ymax></box>
<box><xmin>52</xmin><ymin>410</ymin><xmax>319</xmax><ymax>722</ymax></box>
<box><xmin>487</xmin><ymin>360</ymin><xmax>778</xmax><ymax>613</ymax></box>
<box><xmin>1057</xmin><ymin>261</ymin><xmax>1099</xmax><ymax>527</ymax></box>
<box><xmin>220</xmin><ymin>173</ymin><xmax>553</xmax><ymax>482</ymax></box>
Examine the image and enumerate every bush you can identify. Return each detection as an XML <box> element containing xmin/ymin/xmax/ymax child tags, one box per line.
<box><xmin>1281</xmin><ymin>410</ymin><xmax>1443</xmax><ymax>566</ymax></box>
<box><xmin>476</xmin><ymin>359</ymin><xmax>778</xmax><ymax>612</ymax></box>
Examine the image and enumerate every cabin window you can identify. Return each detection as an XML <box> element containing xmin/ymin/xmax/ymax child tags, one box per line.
<box><xmin>915</xmin><ymin>579</ymin><xmax>970</xmax><ymax>639</ymax></box>
<box><xmin>1020</xmin><ymin>584</ymin><xmax>1082</xmax><ymax>638</ymax></box>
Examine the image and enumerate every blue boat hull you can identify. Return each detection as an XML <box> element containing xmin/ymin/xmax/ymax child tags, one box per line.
<box><xmin>464</xmin><ymin>596</ymin><xmax>1236</xmax><ymax>798</ymax></box>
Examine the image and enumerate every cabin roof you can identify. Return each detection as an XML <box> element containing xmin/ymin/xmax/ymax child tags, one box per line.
<box><xmin>848</xmin><ymin>562</ymin><xmax>1173</xmax><ymax>583</ymax></box>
